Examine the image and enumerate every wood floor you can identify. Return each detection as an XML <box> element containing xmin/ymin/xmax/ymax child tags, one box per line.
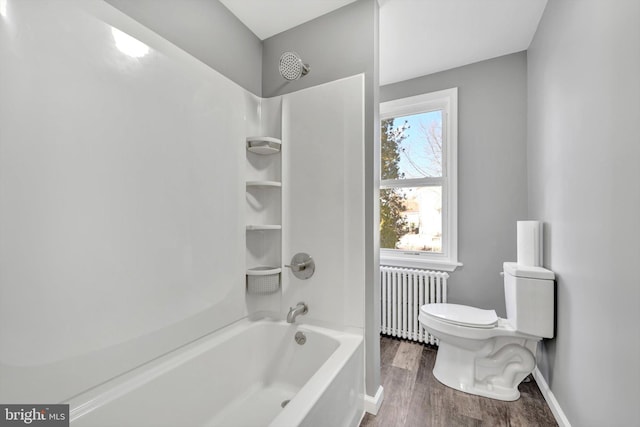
<box><xmin>360</xmin><ymin>336</ymin><xmax>558</xmax><ymax>427</ymax></box>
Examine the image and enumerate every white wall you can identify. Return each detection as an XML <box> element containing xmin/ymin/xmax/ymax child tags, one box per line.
<box><xmin>0</xmin><ymin>0</ymin><xmax>368</xmax><ymax>406</ymax></box>
<box><xmin>244</xmin><ymin>77</ymin><xmax>367</xmax><ymax>330</ymax></box>
<box><xmin>527</xmin><ymin>0</ymin><xmax>640</xmax><ymax>424</ymax></box>
<box><xmin>0</xmin><ymin>0</ymin><xmax>253</xmax><ymax>403</ymax></box>
<box><xmin>281</xmin><ymin>75</ymin><xmax>366</xmax><ymax>331</ymax></box>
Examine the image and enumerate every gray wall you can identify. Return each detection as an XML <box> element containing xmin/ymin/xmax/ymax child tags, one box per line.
<box><xmin>104</xmin><ymin>0</ymin><xmax>262</xmax><ymax>95</ymax></box>
<box><xmin>527</xmin><ymin>1</ymin><xmax>640</xmax><ymax>425</ymax></box>
<box><xmin>262</xmin><ymin>0</ymin><xmax>381</xmax><ymax>397</ymax></box>
<box><xmin>381</xmin><ymin>52</ymin><xmax>529</xmax><ymax>317</ymax></box>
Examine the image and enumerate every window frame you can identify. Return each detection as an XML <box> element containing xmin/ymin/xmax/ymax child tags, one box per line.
<box><xmin>379</xmin><ymin>88</ymin><xmax>460</xmax><ymax>272</ymax></box>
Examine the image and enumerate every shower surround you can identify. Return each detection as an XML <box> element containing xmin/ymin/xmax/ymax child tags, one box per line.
<box><xmin>0</xmin><ymin>0</ymin><xmax>366</xmax><ymax>424</ymax></box>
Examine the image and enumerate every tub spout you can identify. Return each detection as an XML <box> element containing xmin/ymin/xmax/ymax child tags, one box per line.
<box><xmin>287</xmin><ymin>302</ymin><xmax>308</xmax><ymax>323</ymax></box>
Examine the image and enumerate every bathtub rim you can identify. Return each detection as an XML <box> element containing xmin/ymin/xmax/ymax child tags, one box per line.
<box><xmin>268</xmin><ymin>323</ymin><xmax>363</xmax><ymax>427</ymax></box>
<box><xmin>67</xmin><ymin>317</ymin><xmax>363</xmax><ymax>425</ymax></box>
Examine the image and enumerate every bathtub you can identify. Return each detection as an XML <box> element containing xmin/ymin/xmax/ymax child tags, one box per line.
<box><xmin>68</xmin><ymin>318</ymin><xmax>364</xmax><ymax>427</ymax></box>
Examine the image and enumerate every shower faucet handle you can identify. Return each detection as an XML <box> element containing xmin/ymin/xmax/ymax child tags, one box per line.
<box><xmin>285</xmin><ymin>253</ymin><xmax>315</xmax><ymax>280</ymax></box>
<box><xmin>285</xmin><ymin>260</ymin><xmax>311</xmax><ymax>271</ymax></box>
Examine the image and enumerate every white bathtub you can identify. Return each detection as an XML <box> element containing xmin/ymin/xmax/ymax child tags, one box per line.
<box><xmin>68</xmin><ymin>319</ymin><xmax>364</xmax><ymax>427</ymax></box>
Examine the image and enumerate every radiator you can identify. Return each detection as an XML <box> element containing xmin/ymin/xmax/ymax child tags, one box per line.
<box><xmin>380</xmin><ymin>266</ymin><xmax>449</xmax><ymax>345</ymax></box>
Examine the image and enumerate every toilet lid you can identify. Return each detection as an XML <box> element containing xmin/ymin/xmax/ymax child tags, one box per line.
<box><xmin>421</xmin><ymin>303</ymin><xmax>499</xmax><ymax>328</ymax></box>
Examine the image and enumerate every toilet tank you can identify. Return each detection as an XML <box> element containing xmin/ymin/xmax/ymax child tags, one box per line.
<box><xmin>503</xmin><ymin>262</ymin><xmax>555</xmax><ymax>338</ymax></box>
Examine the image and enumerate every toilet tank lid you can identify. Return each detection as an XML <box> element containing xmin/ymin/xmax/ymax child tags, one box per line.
<box><xmin>503</xmin><ymin>262</ymin><xmax>555</xmax><ymax>280</ymax></box>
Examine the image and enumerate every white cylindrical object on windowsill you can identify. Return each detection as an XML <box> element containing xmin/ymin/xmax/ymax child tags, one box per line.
<box><xmin>517</xmin><ymin>221</ymin><xmax>543</xmax><ymax>267</ymax></box>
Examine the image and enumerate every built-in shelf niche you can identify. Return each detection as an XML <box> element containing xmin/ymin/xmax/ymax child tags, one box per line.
<box><xmin>245</xmin><ymin>136</ymin><xmax>282</xmax><ymax>295</ymax></box>
<box><xmin>246</xmin><ymin>266</ymin><xmax>281</xmax><ymax>294</ymax></box>
<box><xmin>246</xmin><ymin>136</ymin><xmax>281</xmax><ymax>155</ymax></box>
<box><xmin>246</xmin><ymin>180</ymin><xmax>282</xmax><ymax>188</ymax></box>
<box><xmin>246</xmin><ymin>266</ymin><xmax>282</xmax><ymax>275</ymax></box>
<box><xmin>246</xmin><ymin>225</ymin><xmax>281</xmax><ymax>231</ymax></box>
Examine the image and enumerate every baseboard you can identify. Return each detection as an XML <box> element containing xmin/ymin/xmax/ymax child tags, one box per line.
<box><xmin>364</xmin><ymin>385</ymin><xmax>384</xmax><ymax>415</ymax></box>
<box><xmin>533</xmin><ymin>367</ymin><xmax>571</xmax><ymax>427</ymax></box>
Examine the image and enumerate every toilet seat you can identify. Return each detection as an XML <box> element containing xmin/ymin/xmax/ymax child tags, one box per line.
<box><xmin>421</xmin><ymin>303</ymin><xmax>498</xmax><ymax>329</ymax></box>
<box><xmin>419</xmin><ymin>304</ymin><xmax>538</xmax><ymax>341</ymax></box>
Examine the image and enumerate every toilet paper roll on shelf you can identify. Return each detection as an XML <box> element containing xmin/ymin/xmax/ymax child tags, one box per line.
<box><xmin>517</xmin><ymin>221</ymin><xmax>543</xmax><ymax>267</ymax></box>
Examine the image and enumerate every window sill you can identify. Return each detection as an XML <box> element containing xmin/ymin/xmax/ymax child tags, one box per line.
<box><xmin>380</xmin><ymin>255</ymin><xmax>462</xmax><ymax>272</ymax></box>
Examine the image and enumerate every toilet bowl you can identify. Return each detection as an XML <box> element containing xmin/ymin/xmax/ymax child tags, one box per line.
<box><xmin>418</xmin><ymin>262</ymin><xmax>554</xmax><ymax>401</ymax></box>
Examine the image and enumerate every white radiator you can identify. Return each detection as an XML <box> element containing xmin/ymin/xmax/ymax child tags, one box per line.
<box><xmin>380</xmin><ymin>266</ymin><xmax>449</xmax><ymax>345</ymax></box>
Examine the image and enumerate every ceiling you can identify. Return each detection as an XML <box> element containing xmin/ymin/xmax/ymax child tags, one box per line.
<box><xmin>219</xmin><ymin>0</ymin><xmax>358</xmax><ymax>40</ymax></box>
<box><xmin>379</xmin><ymin>0</ymin><xmax>547</xmax><ymax>85</ymax></box>
<box><xmin>221</xmin><ymin>0</ymin><xmax>548</xmax><ymax>86</ymax></box>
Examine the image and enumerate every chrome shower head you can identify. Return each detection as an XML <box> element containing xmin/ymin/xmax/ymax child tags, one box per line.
<box><xmin>279</xmin><ymin>51</ymin><xmax>310</xmax><ymax>81</ymax></box>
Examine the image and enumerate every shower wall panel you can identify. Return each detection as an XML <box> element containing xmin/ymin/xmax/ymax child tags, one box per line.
<box><xmin>281</xmin><ymin>75</ymin><xmax>366</xmax><ymax>331</ymax></box>
<box><xmin>0</xmin><ymin>0</ymin><xmax>255</xmax><ymax>403</ymax></box>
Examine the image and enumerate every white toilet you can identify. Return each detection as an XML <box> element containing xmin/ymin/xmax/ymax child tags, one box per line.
<box><xmin>418</xmin><ymin>262</ymin><xmax>554</xmax><ymax>401</ymax></box>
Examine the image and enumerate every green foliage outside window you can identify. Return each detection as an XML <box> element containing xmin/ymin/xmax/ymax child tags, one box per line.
<box><xmin>380</xmin><ymin>119</ymin><xmax>409</xmax><ymax>249</ymax></box>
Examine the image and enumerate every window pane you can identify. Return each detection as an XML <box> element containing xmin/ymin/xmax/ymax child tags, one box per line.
<box><xmin>380</xmin><ymin>186</ymin><xmax>442</xmax><ymax>253</ymax></box>
<box><xmin>381</xmin><ymin>111</ymin><xmax>443</xmax><ymax>180</ymax></box>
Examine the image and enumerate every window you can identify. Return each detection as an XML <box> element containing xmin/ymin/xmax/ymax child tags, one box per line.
<box><xmin>380</xmin><ymin>88</ymin><xmax>459</xmax><ymax>271</ymax></box>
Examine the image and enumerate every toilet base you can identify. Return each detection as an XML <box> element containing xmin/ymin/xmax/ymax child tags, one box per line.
<box><xmin>432</xmin><ymin>339</ymin><xmax>537</xmax><ymax>401</ymax></box>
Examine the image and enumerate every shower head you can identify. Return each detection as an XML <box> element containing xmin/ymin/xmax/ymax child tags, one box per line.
<box><xmin>279</xmin><ymin>51</ymin><xmax>310</xmax><ymax>81</ymax></box>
